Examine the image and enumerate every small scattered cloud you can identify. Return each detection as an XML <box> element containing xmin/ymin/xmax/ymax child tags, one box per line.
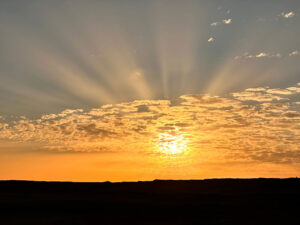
<box><xmin>256</xmin><ymin>52</ymin><xmax>281</xmax><ymax>58</ymax></box>
<box><xmin>287</xmin><ymin>86</ymin><xmax>300</xmax><ymax>93</ymax></box>
<box><xmin>208</xmin><ymin>37</ymin><xmax>215</xmax><ymax>42</ymax></box>
<box><xmin>235</xmin><ymin>52</ymin><xmax>281</xmax><ymax>60</ymax></box>
<box><xmin>211</xmin><ymin>18</ymin><xmax>232</xmax><ymax>26</ymax></box>
<box><xmin>210</xmin><ymin>22</ymin><xmax>219</xmax><ymax>26</ymax></box>
<box><xmin>281</xmin><ymin>11</ymin><xmax>295</xmax><ymax>18</ymax></box>
<box><xmin>256</xmin><ymin>52</ymin><xmax>268</xmax><ymax>58</ymax></box>
<box><xmin>245</xmin><ymin>87</ymin><xmax>268</xmax><ymax>92</ymax></box>
<box><xmin>232</xmin><ymin>91</ymin><xmax>284</xmax><ymax>102</ymax></box>
<box><xmin>222</xmin><ymin>19</ymin><xmax>232</xmax><ymax>24</ymax></box>
<box><xmin>266</xmin><ymin>88</ymin><xmax>293</xmax><ymax>95</ymax></box>
<box><xmin>289</xmin><ymin>51</ymin><xmax>300</xmax><ymax>56</ymax></box>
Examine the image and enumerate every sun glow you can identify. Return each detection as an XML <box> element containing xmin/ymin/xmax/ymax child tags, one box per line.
<box><xmin>158</xmin><ymin>133</ymin><xmax>187</xmax><ymax>154</ymax></box>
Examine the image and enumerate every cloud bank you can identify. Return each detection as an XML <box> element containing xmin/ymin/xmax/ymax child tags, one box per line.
<box><xmin>0</xmin><ymin>83</ymin><xmax>300</xmax><ymax>165</ymax></box>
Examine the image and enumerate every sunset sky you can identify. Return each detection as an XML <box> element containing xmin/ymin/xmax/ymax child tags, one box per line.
<box><xmin>0</xmin><ymin>0</ymin><xmax>299</xmax><ymax>181</ymax></box>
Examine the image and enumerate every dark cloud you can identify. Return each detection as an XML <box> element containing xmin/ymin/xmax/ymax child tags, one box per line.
<box><xmin>77</xmin><ymin>124</ymin><xmax>116</xmax><ymax>138</ymax></box>
<box><xmin>136</xmin><ymin>105</ymin><xmax>150</xmax><ymax>113</ymax></box>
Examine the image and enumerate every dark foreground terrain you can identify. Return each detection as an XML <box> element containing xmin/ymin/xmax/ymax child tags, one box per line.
<box><xmin>1</xmin><ymin>178</ymin><xmax>300</xmax><ymax>225</ymax></box>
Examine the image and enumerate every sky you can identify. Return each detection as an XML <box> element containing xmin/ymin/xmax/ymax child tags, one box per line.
<box><xmin>0</xmin><ymin>0</ymin><xmax>299</xmax><ymax>181</ymax></box>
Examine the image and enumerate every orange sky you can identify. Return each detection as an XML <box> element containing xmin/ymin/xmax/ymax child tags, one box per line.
<box><xmin>1</xmin><ymin>84</ymin><xmax>300</xmax><ymax>181</ymax></box>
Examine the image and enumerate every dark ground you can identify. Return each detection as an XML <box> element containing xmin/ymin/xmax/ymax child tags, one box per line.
<box><xmin>0</xmin><ymin>178</ymin><xmax>300</xmax><ymax>225</ymax></box>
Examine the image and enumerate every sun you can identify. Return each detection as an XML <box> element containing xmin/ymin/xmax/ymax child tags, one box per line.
<box><xmin>158</xmin><ymin>133</ymin><xmax>187</xmax><ymax>154</ymax></box>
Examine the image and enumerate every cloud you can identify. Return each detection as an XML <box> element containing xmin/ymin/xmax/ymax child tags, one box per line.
<box><xmin>1</xmin><ymin>83</ymin><xmax>300</xmax><ymax>165</ymax></box>
<box><xmin>210</xmin><ymin>18</ymin><xmax>232</xmax><ymax>26</ymax></box>
<box><xmin>235</xmin><ymin>52</ymin><xmax>281</xmax><ymax>60</ymax></box>
<box><xmin>266</xmin><ymin>88</ymin><xmax>293</xmax><ymax>95</ymax></box>
<box><xmin>256</xmin><ymin>52</ymin><xmax>281</xmax><ymax>58</ymax></box>
<box><xmin>208</xmin><ymin>37</ymin><xmax>215</xmax><ymax>42</ymax></box>
<box><xmin>286</xmin><ymin>86</ymin><xmax>300</xmax><ymax>93</ymax></box>
<box><xmin>281</xmin><ymin>11</ymin><xmax>295</xmax><ymax>18</ymax></box>
<box><xmin>289</xmin><ymin>51</ymin><xmax>300</xmax><ymax>56</ymax></box>
<box><xmin>256</xmin><ymin>53</ymin><xmax>267</xmax><ymax>58</ymax></box>
<box><xmin>232</xmin><ymin>91</ymin><xmax>284</xmax><ymax>102</ymax></box>
<box><xmin>222</xmin><ymin>19</ymin><xmax>232</xmax><ymax>24</ymax></box>
<box><xmin>245</xmin><ymin>87</ymin><xmax>267</xmax><ymax>92</ymax></box>
<box><xmin>210</xmin><ymin>22</ymin><xmax>219</xmax><ymax>26</ymax></box>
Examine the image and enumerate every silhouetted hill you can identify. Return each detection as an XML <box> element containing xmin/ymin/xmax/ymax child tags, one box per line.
<box><xmin>1</xmin><ymin>178</ymin><xmax>300</xmax><ymax>225</ymax></box>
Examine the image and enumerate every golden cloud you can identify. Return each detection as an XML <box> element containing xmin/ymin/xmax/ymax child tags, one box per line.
<box><xmin>0</xmin><ymin>84</ymin><xmax>299</xmax><ymax>165</ymax></box>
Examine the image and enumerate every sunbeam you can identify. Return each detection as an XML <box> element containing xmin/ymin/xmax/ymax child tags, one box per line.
<box><xmin>0</xmin><ymin>0</ymin><xmax>299</xmax><ymax>181</ymax></box>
